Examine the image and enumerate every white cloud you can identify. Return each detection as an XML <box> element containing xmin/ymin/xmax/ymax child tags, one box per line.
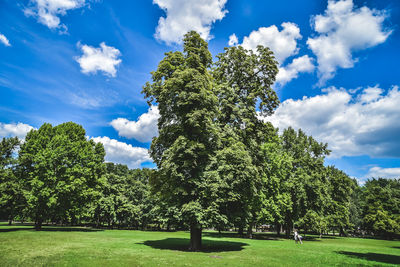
<box><xmin>92</xmin><ymin>136</ymin><xmax>152</xmax><ymax>169</ymax></box>
<box><xmin>231</xmin><ymin>22</ymin><xmax>312</xmax><ymax>85</ymax></box>
<box><xmin>0</xmin><ymin>33</ymin><xmax>11</xmax><ymax>47</ymax></box>
<box><xmin>110</xmin><ymin>106</ymin><xmax>159</xmax><ymax>143</ymax></box>
<box><xmin>358</xmin><ymin>86</ymin><xmax>384</xmax><ymax>104</ymax></box>
<box><xmin>76</xmin><ymin>42</ymin><xmax>122</xmax><ymax>77</ymax></box>
<box><xmin>154</xmin><ymin>0</ymin><xmax>228</xmax><ymax>44</ymax></box>
<box><xmin>307</xmin><ymin>0</ymin><xmax>391</xmax><ymax>84</ymax></box>
<box><xmin>24</xmin><ymin>0</ymin><xmax>86</xmax><ymax>30</ymax></box>
<box><xmin>0</xmin><ymin>122</ymin><xmax>35</xmax><ymax>140</ymax></box>
<box><xmin>366</xmin><ymin>167</ymin><xmax>400</xmax><ymax>179</ymax></box>
<box><xmin>276</xmin><ymin>55</ymin><xmax>315</xmax><ymax>86</ymax></box>
<box><xmin>228</xmin><ymin>33</ymin><xmax>238</xmax><ymax>46</ymax></box>
<box><xmin>241</xmin><ymin>22</ymin><xmax>302</xmax><ymax>64</ymax></box>
<box><xmin>261</xmin><ymin>85</ymin><xmax>400</xmax><ymax>158</ymax></box>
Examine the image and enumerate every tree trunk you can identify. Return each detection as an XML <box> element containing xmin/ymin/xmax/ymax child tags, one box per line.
<box><xmin>247</xmin><ymin>222</ymin><xmax>253</xmax><ymax>239</ymax></box>
<box><xmin>276</xmin><ymin>223</ymin><xmax>281</xmax><ymax>236</ymax></box>
<box><xmin>340</xmin><ymin>227</ymin><xmax>345</xmax><ymax>237</ymax></box>
<box><xmin>238</xmin><ymin>225</ymin><xmax>244</xmax><ymax>236</ymax></box>
<box><xmin>189</xmin><ymin>225</ymin><xmax>202</xmax><ymax>251</ymax></box>
<box><xmin>8</xmin><ymin>219</ymin><xmax>12</xmax><ymax>225</ymax></box>
<box><xmin>35</xmin><ymin>218</ymin><xmax>42</xmax><ymax>231</ymax></box>
<box><xmin>285</xmin><ymin>224</ymin><xmax>291</xmax><ymax>238</ymax></box>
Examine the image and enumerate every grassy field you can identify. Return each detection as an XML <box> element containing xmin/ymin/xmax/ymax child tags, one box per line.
<box><xmin>0</xmin><ymin>223</ymin><xmax>399</xmax><ymax>266</ymax></box>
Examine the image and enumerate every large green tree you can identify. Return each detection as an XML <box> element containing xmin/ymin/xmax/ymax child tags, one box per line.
<box><xmin>19</xmin><ymin>122</ymin><xmax>106</xmax><ymax>230</ymax></box>
<box><xmin>143</xmin><ymin>31</ymin><xmax>219</xmax><ymax>250</ymax></box>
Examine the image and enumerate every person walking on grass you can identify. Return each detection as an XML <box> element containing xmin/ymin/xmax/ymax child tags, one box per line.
<box><xmin>294</xmin><ymin>229</ymin><xmax>303</xmax><ymax>244</ymax></box>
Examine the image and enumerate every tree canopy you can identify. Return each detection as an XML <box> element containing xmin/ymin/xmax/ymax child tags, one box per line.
<box><xmin>18</xmin><ymin>122</ymin><xmax>106</xmax><ymax>229</ymax></box>
<box><xmin>143</xmin><ymin>31</ymin><xmax>280</xmax><ymax>248</ymax></box>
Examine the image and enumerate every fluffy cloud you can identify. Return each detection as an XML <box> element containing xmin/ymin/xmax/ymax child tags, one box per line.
<box><xmin>24</xmin><ymin>0</ymin><xmax>86</xmax><ymax>30</ymax></box>
<box><xmin>0</xmin><ymin>33</ymin><xmax>11</xmax><ymax>47</ymax></box>
<box><xmin>261</xmin><ymin>85</ymin><xmax>400</xmax><ymax>158</ymax></box>
<box><xmin>228</xmin><ymin>33</ymin><xmax>238</xmax><ymax>46</ymax></box>
<box><xmin>92</xmin><ymin>136</ymin><xmax>152</xmax><ymax>168</ymax></box>
<box><xmin>0</xmin><ymin>122</ymin><xmax>34</xmax><ymax>139</ymax></box>
<box><xmin>154</xmin><ymin>0</ymin><xmax>228</xmax><ymax>44</ymax></box>
<box><xmin>76</xmin><ymin>42</ymin><xmax>122</xmax><ymax>77</ymax></box>
<box><xmin>366</xmin><ymin>167</ymin><xmax>400</xmax><ymax>179</ymax></box>
<box><xmin>307</xmin><ymin>0</ymin><xmax>391</xmax><ymax>84</ymax></box>
<box><xmin>241</xmin><ymin>22</ymin><xmax>302</xmax><ymax>64</ymax></box>
<box><xmin>231</xmin><ymin>22</ymin><xmax>313</xmax><ymax>85</ymax></box>
<box><xmin>110</xmin><ymin>106</ymin><xmax>159</xmax><ymax>143</ymax></box>
<box><xmin>276</xmin><ymin>55</ymin><xmax>315</xmax><ymax>86</ymax></box>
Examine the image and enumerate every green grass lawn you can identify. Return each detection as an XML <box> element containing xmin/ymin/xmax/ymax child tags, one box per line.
<box><xmin>0</xmin><ymin>223</ymin><xmax>399</xmax><ymax>266</ymax></box>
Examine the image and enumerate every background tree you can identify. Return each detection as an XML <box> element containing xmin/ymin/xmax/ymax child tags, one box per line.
<box><xmin>212</xmin><ymin>45</ymin><xmax>279</xmax><ymax>237</ymax></box>
<box><xmin>19</xmin><ymin>122</ymin><xmax>106</xmax><ymax>230</ymax></box>
<box><xmin>281</xmin><ymin>127</ymin><xmax>330</xmax><ymax>236</ymax></box>
<box><xmin>362</xmin><ymin>178</ymin><xmax>400</xmax><ymax>239</ymax></box>
<box><xmin>259</xmin><ymin>138</ymin><xmax>293</xmax><ymax>236</ymax></box>
<box><xmin>349</xmin><ymin>179</ymin><xmax>363</xmax><ymax>234</ymax></box>
<box><xmin>204</xmin><ymin>130</ymin><xmax>257</xmax><ymax>235</ymax></box>
<box><xmin>91</xmin><ymin>163</ymin><xmax>127</xmax><ymax>228</ymax></box>
<box><xmin>143</xmin><ymin>31</ymin><xmax>219</xmax><ymax>250</ymax></box>
<box><xmin>325</xmin><ymin>166</ymin><xmax>354</xmax><ymax>236</ymax></box>
<box><xmin>0</xmin><ymin>137</ymin><xmax>25</xmax><ymax>224</ymax></box>
<box><xmin>91</xmin><ymin>164</ymin><xmax>156</xmax><ymax>229</ymax></box>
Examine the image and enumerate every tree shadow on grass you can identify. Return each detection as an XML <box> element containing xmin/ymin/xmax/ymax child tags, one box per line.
<box><xmin>139</xmin><ymin>238</ymin><xmax>248</xmax><ymax>252</ymax></box>
<box><xmin>0</xmin><ymin>227</ymin><xmax>34</xmax><ymax>232</ymax></box>
<box><xmin>0</xmin><ymin>226</ymin><xmax>102</xmax><ymax>232</ymax></box>
<box><xmin>40</xmin><ymin>227</ymin><xmax>103</xmax><ymax>232</ymax></box>
<box><xmin>337</xmin><ymin>251</ymin><xmax>400</xmax><ymax>265</ymax></box>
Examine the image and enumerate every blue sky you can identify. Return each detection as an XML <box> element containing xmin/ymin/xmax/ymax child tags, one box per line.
<box><xmin>0</xmin><ymin>0</ymin><xmax>399</xmax><ymax>182</ymax></box>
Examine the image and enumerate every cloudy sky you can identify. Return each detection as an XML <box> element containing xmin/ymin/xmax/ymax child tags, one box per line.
<box><xmin>1</xmin><ymin>0</ymin><xmax>399</xmax><ymax>182</ymax></box>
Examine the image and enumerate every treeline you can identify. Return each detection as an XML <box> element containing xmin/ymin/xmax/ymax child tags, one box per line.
<box><xmin>0</xmin><ymin>123</ymin><xmax>398</xmax><ymax>238</ymax></box>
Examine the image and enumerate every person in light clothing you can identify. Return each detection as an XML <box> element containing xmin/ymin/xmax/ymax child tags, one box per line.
<box><xmin>294</xmin><ymin>229</ymin><xmax>303</xmax><ymax>244</ymax></box>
